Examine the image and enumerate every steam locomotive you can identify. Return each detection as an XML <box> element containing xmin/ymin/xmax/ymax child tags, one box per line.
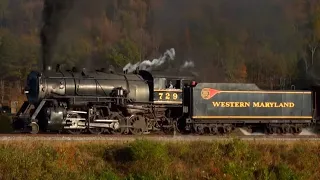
<box><xmin>12</xmin><ymin>65</ymin><xmax>196</xmax><ymax>134</ymax></box>
<box><xmin>11</xmin><ymin>65</ymin><xmax>320</xmax><ymax>135</ymax></box>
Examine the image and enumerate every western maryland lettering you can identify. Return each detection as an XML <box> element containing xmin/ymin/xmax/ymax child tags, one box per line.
<box><xmin>212</xmin><ymin>101</ymin><xmax>295</xmax><ymax>108</ymax></box>
<box><xmin>212</xmin><ymin>102</ymin><xmax>250</xmax><ymax>108</ymax></box>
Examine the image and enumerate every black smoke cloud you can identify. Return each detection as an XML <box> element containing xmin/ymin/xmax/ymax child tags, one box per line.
<box><xmin>40</xmin><ymin>0</ymin><xmax>108</xmax><ymax>71</ymax></box>
<box><xmin>39</xmin><ymin>0</ymin><xmax>298</xmax><ymax>83</ymax></box>
<box><xmin>40</xmin><ymin>0</ymin><xmax>75</xmax><ymax>71</ymax></box>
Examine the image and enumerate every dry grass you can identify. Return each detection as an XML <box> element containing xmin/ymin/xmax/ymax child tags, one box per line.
<box><xmin>0</xmin><ymin>139</ymin><xmax>318</xmax><ymax>179</ymax></box>
<box><xmin>1</xmin><ymin>114</ymin><xmax>320</xmax><ymax>179</ymax></box>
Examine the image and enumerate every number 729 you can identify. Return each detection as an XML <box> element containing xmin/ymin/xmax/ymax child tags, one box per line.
<box><xmin>158</xmin><ymin>92</ymin><xmax>178</xmax><ymax>100</ymax></box>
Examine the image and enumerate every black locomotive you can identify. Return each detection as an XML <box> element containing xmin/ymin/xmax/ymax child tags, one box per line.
<box><xmin>12</xmin><ymin>65</ymin><xmax>196</xmax><ymax>134</ymax></box>
<box><xmin>11</xmin><ymin>65</ymin><xmax>320</xmax><ymax>135</ymax></box>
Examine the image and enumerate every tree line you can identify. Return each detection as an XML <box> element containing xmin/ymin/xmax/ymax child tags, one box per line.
<box><xmin>0</xmin><ymin>0</ymin><xmax>319</xmax><ymax>90</ymax></box>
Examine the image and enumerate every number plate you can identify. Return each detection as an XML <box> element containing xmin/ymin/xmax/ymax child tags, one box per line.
<box><xmin>154</xmin><ymin>90</ymin><xmax>182</xmax><ymax>103</ymax></box>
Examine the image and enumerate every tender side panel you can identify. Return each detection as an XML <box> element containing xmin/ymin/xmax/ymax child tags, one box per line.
<box><xmin>153</xmin><ymin>89</ymin><xmax>182</xmax><ymax>104</ymax></box>
<box><xmin>191</xmin><ymin>84</ymin><xmax>312</xmax><ymax>120</ymax></box>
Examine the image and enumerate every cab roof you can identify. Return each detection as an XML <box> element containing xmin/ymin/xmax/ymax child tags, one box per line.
<box><xmin>150</xmin><ymin>69</ymin><xmax>197</xmax><ymax>80</ymax></box>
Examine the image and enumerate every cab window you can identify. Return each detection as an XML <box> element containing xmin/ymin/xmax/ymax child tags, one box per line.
<box><xmin>154</xmin><ymin>78</ymin><xmax>166</xmax><ymax>89</ymax></box>
<box><xmin>166</xmin><ymin>79</ymin><xmax>181</xmax><ymax>89</ymax></box>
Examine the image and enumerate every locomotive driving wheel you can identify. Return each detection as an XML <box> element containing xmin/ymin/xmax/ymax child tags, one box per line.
<box><xmin>108</xmin><ymin>113</ymin><xmax>127</xmax><ymax>135</ymax></box>
<box><xmin>129</xmin><ymin>114</ymin><xmax>147</xmax><ymax>135</ymax></box>
<box><xmin>66</xmin><ymin>114</ymin><xmax>85</xmax><ymax>134</ymax></box>
<box><xmin>88</xmin><ymin>127</ymin><xmax>105</xmax><ymax>135</ymax></box>
<box><xmin>161</xmin><ymin>117</ymin><xmax>174</xmax><ymax>134</ymax></box>
<box><xmin>88</xmin><ymin>111</ymin><xmax>106</xmax><ymax>135</ymax></box>
<box><xmin>67</xmin><ymin>129</ymin><xmax>84</xmax><ymax>134</ymax></box>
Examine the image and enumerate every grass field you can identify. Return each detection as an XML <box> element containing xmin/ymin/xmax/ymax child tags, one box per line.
<box><xmin>0</xmin><ymin>139</ymin><xmax>318</xmax><ymax>180</ymax></box>
<box><xmin>1</xmin><ymin>115</ymin><xmax>320</xmax><ymax>179</ymax></box>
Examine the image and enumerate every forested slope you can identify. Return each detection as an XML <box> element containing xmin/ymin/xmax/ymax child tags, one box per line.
<box><xmin>0</xmin><ymin>0</ymin><xmax>319</xmax><ymax>87</ymax></box>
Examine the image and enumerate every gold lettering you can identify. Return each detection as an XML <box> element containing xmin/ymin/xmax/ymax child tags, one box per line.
<box><xmin>211</xmin><ymin>102</ymin><xmax>250</xmax><ymax>107</ymax></box>
<box><xmin>212</xmin><ymin>102</ymin><xmax>220</xmax><ymax>107</ymax></box>
<box><xmin>270</xmin><ymin>102</ymin><xmax>275</xmax><ymax>107</ymax></box>
<box><xmin>253</xmin><ymin>102</ymin><xmax>260</xmax><ymax>107</ymax></box>
<box><xmin>211</xmin><ymin>101</ymin><xmax>295</xmax><ymax>108</ymax></box>
<box><xmin>252</xmin><ymin>102</ymin><xmax>295</xmax><ymax>108</ymax></box>
<box><xmin>165</xmin><ymin>93</ymin><xmax>170</xmax><ymax>100</ymax></box>
<box><xmin>173</xmin><ymin>93</ymin><xmax>178</xmax><ymax>100</ymax></box>
<box><xmin>221</xmin><ymin>102</ymin><xmax>226</xmax><ymax>107</ymax></box>
<box><xmin>159</xmin><ymin>93</ymin><xmax>163</xmax><ymax>100</ymax></box>
<box><xmin>230</xmin><ymin>102</ymin><xmax>235</xmax><ymax>107</ymax></box>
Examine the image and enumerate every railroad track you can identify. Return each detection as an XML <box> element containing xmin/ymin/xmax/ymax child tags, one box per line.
<box><xmin>0</xmin><ymin>127</ymin><xmax>319</xmax><ymax>142</ymax></box>
<box><xmin>0</xmin><ymin>133</ymin><xmax>320</xmax><ymax>142</ymax></box>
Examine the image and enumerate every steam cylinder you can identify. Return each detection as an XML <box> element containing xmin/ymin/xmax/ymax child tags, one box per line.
<box><xmin>25</xmin><ymin>69</ymin><xmax>150</xmax><ymax>104</ymax></box>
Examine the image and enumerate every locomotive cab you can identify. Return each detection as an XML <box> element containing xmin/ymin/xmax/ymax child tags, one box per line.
<box><xmin>154</xmin><ymin>77</ymin><xmax>181</xmax><ymax>90</ymax></box>
<box><xmin>137</xmin><ymin>69</ymin><xmax>196</xmax><ymax>104</ymax></box>
<box><xmin>152</xmin><ymin>73</ymin><xmax>196</xmax><ymax>104</ymax></box>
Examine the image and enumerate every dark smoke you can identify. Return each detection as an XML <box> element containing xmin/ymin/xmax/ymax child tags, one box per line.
<box><xmin>39</xmin><ymin>0</ymin><xmax>300</xmax><ymax>83</ymax></box>
<box><xmin>40</xmin><ymin>0</ymin><xmax>108</xmax><ymax>71</ymax></box>
<box><xmin>40</xmin><ymin>0</ymin><xmax>75</xmax><ymax>71</ymax></box>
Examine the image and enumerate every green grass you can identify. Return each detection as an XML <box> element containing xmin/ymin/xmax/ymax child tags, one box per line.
<box><xmin>0</xmin><ymin>139</ymin><xmax>319</xmax><ymax>180</ymax></box>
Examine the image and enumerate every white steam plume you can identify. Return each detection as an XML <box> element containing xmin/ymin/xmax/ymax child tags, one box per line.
<box><xmin>123</xmin><ymin>48</ymin><xmax>176</xmax><ymax>73</ymax></box>
<box><xmin>180</xmin><ymin>60</ymin><xmax>195</xmax><ymax>70</ymax></box>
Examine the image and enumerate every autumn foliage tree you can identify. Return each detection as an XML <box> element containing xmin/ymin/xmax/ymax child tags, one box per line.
<box><xmin>0</xmin><ymin>0</ymin><xmax>319</xmax><ymax>94</ymax></box>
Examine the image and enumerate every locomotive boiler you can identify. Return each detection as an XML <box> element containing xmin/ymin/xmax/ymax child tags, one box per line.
<box><xmin>13</xmin><ymin>65</ymin><xmax>153</xmax><ymax>134</ymax></box>
<box><xmin>25</xmin><ymin>68</ymin><xmax>150</xmax><ymax>105</ymax></box>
